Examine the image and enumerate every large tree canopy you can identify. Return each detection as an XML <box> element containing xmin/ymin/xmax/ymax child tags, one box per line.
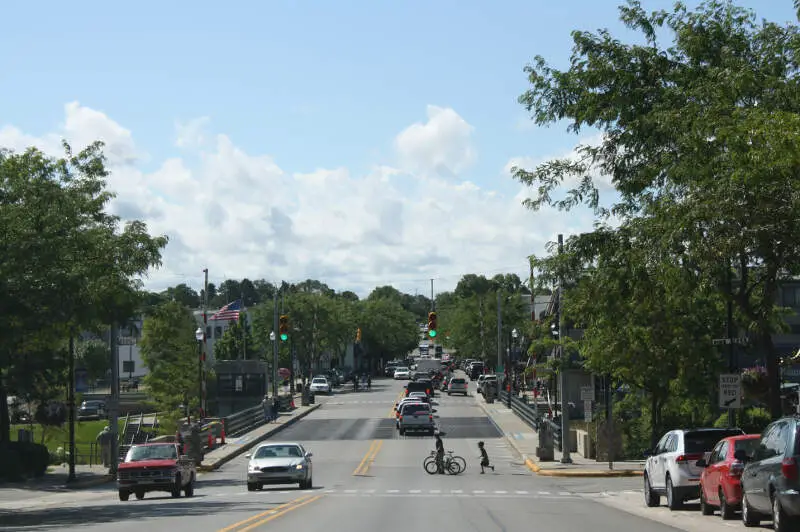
<box><xmin>512</xmin><ymin>0</ymin><xmax>800</xmax><ymax>418</ymax></box>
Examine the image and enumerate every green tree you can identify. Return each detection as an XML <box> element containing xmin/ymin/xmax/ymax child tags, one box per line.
<box><xmin>359</xmin><ymin>298</ymin><xmax>418</xmax><ymax>367</ymax></box>
<box><xmin>75</xmin><ymin>339</ymin><xmax>111</xmax><ymax>382</ymax></box>
<box><xmin>512</xmin><ymin>0</ymin><xmax>800</xmax><ymax>418</ymax></box>
<box><xmin>0</xmin><ymin>141</ymin><xmax>166</xmax><ymax>442</ymax></box>
<box><xmin>139</xmin><ymin>301</ymin><xmax>199</xmax><ymax>415</ymax></box>
<box><xmin>213</xmin><ymin>319</ymin><xmax>257</xmax><ymax>360</ymax></box>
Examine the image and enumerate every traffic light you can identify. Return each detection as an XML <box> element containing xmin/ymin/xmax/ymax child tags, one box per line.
<box><xmin>427</xmin><ymin>312</ymin><xmax>437</xmax><ymax>337</ymax></box>
<box><xmin>279</xmin><ymin>315</ymin><xmax>289</xmax><ymax>341</ymax></box>
<box><xmin>356</xmin><ymin>328</ymin><xmax>362</xmax><ymax>343</ymax></box>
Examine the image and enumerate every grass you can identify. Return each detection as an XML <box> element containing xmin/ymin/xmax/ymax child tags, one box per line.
<box><xmin>11</xmin><ymin>419</ymin><xmax>128</xmax><ymax>465</ymax></box>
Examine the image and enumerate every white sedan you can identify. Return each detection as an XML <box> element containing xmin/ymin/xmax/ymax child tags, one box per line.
<box><xmin>393</xmin><ymin>367</ymin><xmax>410</xmax><ymax>380</ymax></box>
<box><xmin>309</xmin><ymin>376</ymin><xmax>332</xmax><ymax>394</ymax></box>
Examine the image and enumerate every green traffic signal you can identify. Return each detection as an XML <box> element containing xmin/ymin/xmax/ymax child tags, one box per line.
<box><xmin>428</xmin><ymin>329</ymin><xmax>437</xmax><ymax>337</ymax></box>
<box><xmin>280</xmin><ymin>333</ymin><xmax>288</xmax><ymax>341</ymax></box>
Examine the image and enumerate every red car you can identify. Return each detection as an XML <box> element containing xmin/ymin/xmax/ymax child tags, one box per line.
<box><xmin>697</xmin><ymin>433</ymin><xmax>760</xmax><ymax>519</ymax></box>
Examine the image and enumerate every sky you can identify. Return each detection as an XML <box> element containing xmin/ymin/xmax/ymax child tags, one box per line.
<box><xmin>0</xmin><ymin>0</ymin><xmax>795</xmax><ymax>299</ymax></box>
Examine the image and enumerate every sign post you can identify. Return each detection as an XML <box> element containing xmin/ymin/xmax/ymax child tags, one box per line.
<box><xmin>719</xmin><ymin>373</ymin><xmax>742</xmax><ymax>413</ymax></box>
<box><xmin>584</xmin><ymin>400</ymin><xmax>593</xmax><ymax>422</ymax></box>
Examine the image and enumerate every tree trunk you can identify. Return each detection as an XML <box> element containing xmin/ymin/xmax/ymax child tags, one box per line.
<box><xmin>0</xmin><ymin>369</ymin><xmax>9</xmax><ymax>443</ymax></box>
<box><xmin>760</xmin><ymin>331</ymin><xmax>782</xmax><ymax>419</ymax></box>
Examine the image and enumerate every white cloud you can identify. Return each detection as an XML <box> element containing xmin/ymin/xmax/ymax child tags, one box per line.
<box><xmin>394</xmin><ymin>105</ymin><xmax>476</xmax><ymax>178</ymax></box>
<box><xmin>0</xmin><ymin>101</ymin><xmax>603</xmax><ymax>297</ymax></box>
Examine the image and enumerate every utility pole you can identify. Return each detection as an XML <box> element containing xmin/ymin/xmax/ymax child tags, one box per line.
<box><xmin>558</xmin><ymin>233</ymin><xmax>572</xmax><ymax>464</ymax></box>
<box><xmin>496</xmin><ymin>290</ymin><xmax>502</xmax><ymax>374</ymax></box>
<box><xmin>67</xmin><ymin>332</ymin><xmax>76</xmax><ymax>481</ymax></box>
<box><xmin>202</xmin><ymin>268</ymin><xmax>208</xmax><ymax>414</ymax></box>
<box><xmin>727</xmin><ymin>264</ymin><xmax>735</xmax><ymax>428</ymax></box>
<box><xmin>272</xmin><ymin>289</ymin><xmax>279</xmax><ymax>399</ymax></box>
<box><xmin>430</xmin><ymin>279</ymin><xmax>435</xmax><ymax>311</ymax></box>
<box><xmin>479</xmin><ymin>295</ymin><xmax>486</xmax><ymax>361</ymax></box>
<box><xmin>109</xmin><ymin>323</ymin><xmax>120</xmax><ymax>474</ymax></box>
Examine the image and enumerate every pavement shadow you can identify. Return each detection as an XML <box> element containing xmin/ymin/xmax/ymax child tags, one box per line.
<box><xmin>0</xmin><ymin>499</ymin><xmax>269</xmax><ymax>528</ymax></box>
<box><xmin>255</xmin><ymin>485</ymin><xmax>326</xmax><ymax>493</ymax></box>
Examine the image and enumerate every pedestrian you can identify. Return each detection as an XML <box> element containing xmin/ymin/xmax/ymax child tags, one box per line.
<box><xmin>367</xmin><ymin>374</ymin><xmax>372</xmax><ymax>391</ymax></box>
<box><xmin>261</xmin><ymin>394</ymin><xmax>271</xmax><ymax>423</ymax></box>
<box><xmin>478</xmin><ymin>441</ymin><xmax>494</xmax><ymax>474</ymax></box>
<box><xmin>96</xmin><ymin>426</ymin><xmax>112</xmax><ymax>467</ymax></box>
<box><xmin>435</xmin><ymin>433</ymin><xmax>445</xmax><ymax>474</ymax></box>
<box><xmin>272</xmin><ymin>396</ymin><xmax>280</xmax><ymax>422</ymax></box>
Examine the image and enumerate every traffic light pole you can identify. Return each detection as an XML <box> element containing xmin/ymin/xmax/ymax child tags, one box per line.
<box><xmin>558</xmin><ymin>233</ymin><xmax>572</xmax><ymax>464</ymax></box>
<box><xmin>272</xmin><ymin>291</ymin><xmax>279</xmax><ymax>399</ymax></box>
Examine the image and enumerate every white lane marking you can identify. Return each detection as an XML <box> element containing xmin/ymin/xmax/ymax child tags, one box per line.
<box><xmin>387</xmin><ymin>489</ymin><xmax>399</xmax><ymax>493</ymax></box>
<box><xmin>429</xmin><ymin>490</ymin><xmax>441</xmax><ymax>494</ymax></box>
<box><xmin>451</xmin><ymin>489</ymin><xmax>463</xmax><ymax>493</ymax></box>
<box><xmin>344</xmin><ymin>489</ymin><xmax>357</xmax><ymax>493</ymax></box>
<box><xmin>472</xmin><ymin>490</ymin><xmax>485</xmax><ymax>494</ymax></box>
<box><xmin>408</xmin><ymin>489</ymin><xmax>421</xmax><ymax>493</ymax></box>
<box><xmin>538</xmin><ymin>491</ymin><xmax>551</xmax><ymax>495</ymax></box>
<box><xmin>515</xmin><ymin>490</ymin><xmax>529</xmax><ymax>494</ymax></box>
<box><xmin>494</xmin><ymin>490</ymin><xmax>507</xmax><ymax>494</ymax></box>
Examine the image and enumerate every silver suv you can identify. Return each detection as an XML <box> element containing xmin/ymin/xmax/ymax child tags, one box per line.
<box><xmin>447</xmin><ymin>377</ymin><xmax>468</xmax><ymax>396</ymax></box>
<box><xmin>398</xmin><ymin>402</ymin><xmax>435</xmax><ymax>436</ymax></box>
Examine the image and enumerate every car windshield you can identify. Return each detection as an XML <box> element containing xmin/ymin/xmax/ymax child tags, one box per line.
<box><xmin>312</xmin><ymin>378</ymin><xmax>326</xmax><ymax>384</ymax></box>
<box><xmin>396</xmin><ymin>367</ymin><xmax>408</xmax><ymax>372</ymax></box>
<box><xmin>451</xmin><ymin>379</ymin><xmax>465</xmax><ymax>384</ymax></box>
<box><xmin>253</xmin><ymin>445</ymin><xmax>303</xmax><ymax>459</ymax></box>
<box><xmin>734</xmin><ymin>438</ymin><xmax>760</xmax><ymax>456</ymax></box>
<box><xmin>684</xmin><ymin>430</ymin><xmax>743</xmax><ymax>453</ymax></box>
<box><xmin>126</xmin><ymin>445</ymin><xmax>178</xmax><ymax>462</ymax></box>
<box><xmin>410</xmin><ymin>392</ymin><xmax>426</xmax><ymax>397</ymax></box>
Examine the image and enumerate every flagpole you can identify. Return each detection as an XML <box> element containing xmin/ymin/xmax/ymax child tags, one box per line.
<box><xmin>241</xmin><ymin>291</ymin><xmax>246</xmax><ymax>360</ymax></box>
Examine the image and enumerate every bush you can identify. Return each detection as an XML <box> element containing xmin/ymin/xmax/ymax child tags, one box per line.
<box><xmin>0</xmin><ymin>441</ymin><xmax>49</xmax><ymax>481</ymax></box>
<box><xmin>713</xmin><ymin>407</ymin><xmax>772</xmax><ymax>434</ymax></box>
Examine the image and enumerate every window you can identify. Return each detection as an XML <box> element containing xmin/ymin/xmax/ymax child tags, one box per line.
<box><xmin>401</xmin><ymin>404</ymin><xmax>430</xmax><ymax>415</ymax></box>
<box><xmin>254</xmin><ymin>445</ymin><xmax>303</xmax><ymax>458</ymax></box>
<box><xmin>126</xmin><ymin>445</ymin><xmax>178</xmax><ymax>462</ymax></box>
<box><xmin>781</xmin><ymin>286</ymin><xmax>800</xmax><ymax>308</ymax></box>
<box><xmin>709</xmin><ymin>441</ymin><xmax>725</xmax><ymax>464</ymax></box>
<box><xmin>734</xmin><ymin>438</ymin><xmax>760</xmax><ymax>456</ymax></box>
<box><xmin>655</xmin><ymin>433</ymin><xmax>670</xmax><ymax>454</ymax></box>
<box><xmin>235</xmin><ymin>376</ymin><xmax>243</xmax><ymax>392</ymax></box>
<box><xmin>214</xmin><ymin>326</ymin><xmax>223</xmax><ymax>339</ymax></box>
<box><xmin>206</xmin><ymin>326</ymin><xmax>212</xmax><ymax>339</ymax></box>
<box><xmin>684</xmin><ymin>430</ymin><xmax>742</xmax><ymax>454</ymax></box>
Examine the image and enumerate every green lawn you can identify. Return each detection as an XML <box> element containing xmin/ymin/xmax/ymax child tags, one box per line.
<box><xmin>11</xmin><ymin>420</ymin><xmax>126</xmax><ymax>465</ymax></box>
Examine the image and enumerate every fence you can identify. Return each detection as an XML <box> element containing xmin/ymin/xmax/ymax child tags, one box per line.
<box><xmin>57</xmin><ymin>441</ymin><xmax>101</xmax><ymax>466</ymax></box>
<box><xmin>497</xmin><ymin>390</ymin><xmax>563</xmax><ymax>451</ymax></box>
<box><xmin>220</xmin><ymin>395</ymin><xmax>295</xmax><ymax>438</ymax></box>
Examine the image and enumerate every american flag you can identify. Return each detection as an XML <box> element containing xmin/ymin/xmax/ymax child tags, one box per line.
<box><xmin>210</xmin><ymin>299</ymin><xmax>242</xmax><ymax>321</ymax></box>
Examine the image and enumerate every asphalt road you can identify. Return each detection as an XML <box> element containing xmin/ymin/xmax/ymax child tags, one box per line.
<box><xmin>1</xmin><ymin>378</ymin><xmax>728</xmax><ymax>532</ymax></box>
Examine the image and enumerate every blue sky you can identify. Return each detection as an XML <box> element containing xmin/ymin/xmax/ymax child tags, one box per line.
<box><xmin>1</xmin><ymin>1</ymin><xmax>796</xmax><ymax>297</ymax></box>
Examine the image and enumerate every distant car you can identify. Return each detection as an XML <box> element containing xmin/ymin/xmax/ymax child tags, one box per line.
<box><xmin>408</xmin><ymin>391</ymin><xmax>429</xmax><ymax>403</ymax></box>
<box><xmin>397</xmin><ymin>402</ymin><xmax>435</xmax><ymax>436</ymax></box>
<box><xmin>246</xmin><ymin>442</ymin><xmax>313</xmax><ymax>490</ymax></box>
<box><xmin>78</xmin><ymin>400</ymin><xmax>106</xmax><ymax>420</ymax></box>
<box><xmin>117</xmin><ymin>443</ymin><xmax>196</xmax><ymax>501</ymax></box>
<box><xmin>309</xmin><ymin>376</ymin><xmax>331</xmax><ymax>395</ymax></box>
<box><xmin>394</xmin><ymin>367</ymin><xmax>410</xmax><ymax>380</ymax></box>
<box><xmin>447</xmin><ymin>377</ymin><xmax>468</xmax><ymax>396</ymax></box>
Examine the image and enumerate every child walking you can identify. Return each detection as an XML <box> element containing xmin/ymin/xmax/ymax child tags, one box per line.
<box><xmin>478</xmin><ymin>441</ymin><xmax>494</xmax><ymax>473</ymax></box>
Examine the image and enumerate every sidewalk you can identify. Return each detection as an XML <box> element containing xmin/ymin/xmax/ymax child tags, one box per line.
<box><xmin>478</xmin><ymin>393</ymin><xmax>644</xmax><ymax>477</ymax></box>
<box><xmin>0</xmin><ymin>464</ymin><xmax>113</xmax><ymax>493</ymax></box>
<box><xmin>198</xmin><ymin>401</ymin><xmax>321</xmax><ymax>472</ymax></box>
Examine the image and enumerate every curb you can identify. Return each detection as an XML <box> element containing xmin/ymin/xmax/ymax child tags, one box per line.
<box><xmin>476</xmin><ymin>397</ymin><xmax>644</xmax><ymax>478</ymax></box>
<box><xmin>197</xmin><ymin>403</ymin><xmax>322</xmax><ymax>472</ymax></box>
<box><xmin>64</xmin><ymin>474</ymin><xmax>115</xmax><ymax>489</ymax></box>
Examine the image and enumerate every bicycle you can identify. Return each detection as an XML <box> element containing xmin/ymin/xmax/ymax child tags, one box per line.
<box><xmin>423</xmin><ymin>450</ymin><xmax>465</xmax><ymax>475</ymax></box>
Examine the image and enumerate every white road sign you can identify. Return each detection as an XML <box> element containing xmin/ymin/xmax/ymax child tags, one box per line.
<box><xmin>719</xmin><ymin>374</ymin><xmax>742</xmax><ymax>409</ymax></box>
<box><xmin>580</xmin><ymin>386</ymin><xmax>594</xmax><ymax>401</ymax></box>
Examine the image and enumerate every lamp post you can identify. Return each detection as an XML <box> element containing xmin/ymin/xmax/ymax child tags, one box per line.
<box><xmin>195</xmin><ymin>328</ymin><xmax>205</xmax><ymax>418</ymax></box>
<box><xmin>269</xmin><ymin>331</ymin><xmax>276</xmax><ymax>396</ymax></box>
<box><xmin>510</xmin><ymin>329</ymin><xmax>519</xmax><ymax>407</ymax></box>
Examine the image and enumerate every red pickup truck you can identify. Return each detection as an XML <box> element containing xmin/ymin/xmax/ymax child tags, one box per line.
<box><xmin>117</xmin><ymin>443</ymin><xmax>196</xmax><ymax>501</ymax></box>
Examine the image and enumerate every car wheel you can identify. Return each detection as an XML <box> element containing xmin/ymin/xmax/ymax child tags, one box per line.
<box><xmin>247</xmin><ymin>482</ymin><xmax>258</xmax><ymax>492</ymax></box>
<box><xmin>135</xmin><ymin>490</ymin><xmax>145</xmax><ymax>500</ymax></box>
<box><xmin>184</xmin><ymin>476</ymin><xmax>194</xmax><ymax>497</ymax></box>
<box><xmin>306</xmin><ymin>476</ymin><xmax>313</xmax><ymax>489</ymax></box>
<box><xmin>699</xmin><ymin>486</ymin><xmax>713</xmax><ymax>515</ymax></box>
<box><xmin>742</xmin><ymin>493</ymin><xmax>760</xmax><ymax>527</ymax></box>
<box><xmin>643</xmin><ymin>474</ymin><xmax>659</xmax><ymax>507</ymax></box>
<box><xmin>719</xmin><ymin>488</ymin><xmax>733</xmax><ymax>520</ymax></box>
<box><xmin>118</xmin><ymin>490</ymin><xmax>130</xmax><ymax>502</ymax></box>
<box><xmin>665</xmin><ymin>476</ymin><xmax>681</xmax><ymax>510</ymax></box>
<box><xmin>171</xmin><ymin>474</ymin><xmax>182</xmax><ymax>498</ymax></box>
<box><xmin>773</xmin><ymin>493</ymin><xmax>795</xmax><ymax>532</ymax></box>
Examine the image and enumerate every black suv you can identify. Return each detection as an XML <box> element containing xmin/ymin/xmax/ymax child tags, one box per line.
<box><xmin>740</xmin><ymin>416</ymin><xmax>800</xmax><ymax>531</ymax></box>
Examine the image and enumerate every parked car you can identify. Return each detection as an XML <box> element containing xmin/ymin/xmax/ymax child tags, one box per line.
<box><xmin>393</xmin><ymin>367</ymin><xmax>410</xmax><ymax>380</ymax></box>
<box><xmin>245</xmin><ymin>442</ymin><xmax>313</xmax><ymax>490</ymax></box>
<box><xmin>696</xmin><ymin>433</ymin><xmax>760</xmax><ymax>519</ymax></box>
<box><xmin>643</xmin><ymin>427</ymin><xmax>744</xmax><ymax>510</ymax></box>
<box><xmin>78</xmin><ymin>400</ymin><xmax>106</xmax><ymax>420</ymax></box>
<box><xmin>117</xmin><ymin>443</ymin><xmax>196</xmax><ymax>501</ymax></box>
<box><xmin>740</xmin><ymin>416</ymin><xmax>800</xmax><ymax>531</ymax></box>
<box><xmin>447</xmin><ymin>377</ymin><xmax>468</xmax><ymax>396</ymax></box>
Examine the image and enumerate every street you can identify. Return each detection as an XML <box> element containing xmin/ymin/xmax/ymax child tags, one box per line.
<box><xmin>2</xmin><ymin>379</ymin><xmax>705</xmax><ymax>532</ymax></box>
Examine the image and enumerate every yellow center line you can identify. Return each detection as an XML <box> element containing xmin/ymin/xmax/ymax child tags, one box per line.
<box><xmin>237</xmin><ymin>495</ymin><xmax>323</xmax><ymax>532</ymax></box>
<box><xmin>218</xmin><ymin>494</ymin><xmax>314</xmax><ymax>532</ymax></box>
<box><xmin>352</xmin><ymin>440</ymin><xmax>378</xmax><ymax>476</ymax></box>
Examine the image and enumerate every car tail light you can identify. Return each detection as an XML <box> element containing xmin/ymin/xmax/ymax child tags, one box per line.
<box><xmin>427</xmin><ymin>389</ymin><xmax>431</xmax><ymax>395</ymax></box>
<box><xmin>429</xmin><ymin>415</ymin><xmax>433</xmax><ymax>421</ymax></box>
<box><xmin>398</xmin><ymin>415</ymin><xmax>403</xmax><ymax>421</ymax></box>
<box><xmin>728</xmin><ymin>461</ymin><xmax>745</xmax><ymax>477</ymax></box>
<box><xmin>782</xmin><ymin>457</ymin><xmax>798</xmax><ymax>481</ymax></box>
<box><xmin>675</xmin><ymin>453</ymin><xmax>702</xmax><ymax>463</ymax></box>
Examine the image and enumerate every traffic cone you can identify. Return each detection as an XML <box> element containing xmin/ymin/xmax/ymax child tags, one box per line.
<box><xmin>220</xmin><ymin>421</ymin><xmax>226</xmax><ymax>444</ymax></box>
<box><xmin>290</xmin><ymin>397</ymin><xmax>295</xmax><ymax>409</ymax></box>
<box><xmin>207</xmin><ymin>432</ymin><xmax>214</xmax><ymax>450</ymax></box>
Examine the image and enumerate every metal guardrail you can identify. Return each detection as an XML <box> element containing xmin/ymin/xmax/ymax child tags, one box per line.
<box><xmin>220</xmin><ymin>395</ymin><xmax>295</xmax><ymax>438</ymax></box>
<box><xmin>498</xmin><ymin>390</ymin><xmax>563</xmax><ymax>451</ymax></box>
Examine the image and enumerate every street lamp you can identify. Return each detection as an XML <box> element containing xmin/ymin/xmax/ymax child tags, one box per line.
<box><xmin>510</xmin><ymin>329</ymin><xmax>519</xmax><ymax>407</ymax></box>
<box><xmin>195</xmin><ymin>328</ymin><xmax>205</xmax><ymax>419</ymax></box>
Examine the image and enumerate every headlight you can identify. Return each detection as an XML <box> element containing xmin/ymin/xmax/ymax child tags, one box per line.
<box><xmin>295</xmin><ymin>464</ymin><xmax>304</xmax><ymax>470</ymax></box>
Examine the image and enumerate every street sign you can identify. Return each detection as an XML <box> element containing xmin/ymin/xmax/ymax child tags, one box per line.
<box><xmin>719</xmin><ymin>373</ymin><xmax>742</xmax><ymax>409</ymax></box>
<box><xmin>75</xmin><ymin>368</ymin><xmax>89</xmax><ymax>393</ymax></box>
<box><xmin>580</xmin><ymin>385</ymin><xmax>594</xmax><ymax>401</ymax></box>
<box><xmin>712</xmin><ymin>337</ymin><xmax>748</xmax><ymax>346</ymax></box>
<box><xmin>584</xmin><ymin>400</ymin><xmax>593</xmax><ymax>422</ymax></box>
